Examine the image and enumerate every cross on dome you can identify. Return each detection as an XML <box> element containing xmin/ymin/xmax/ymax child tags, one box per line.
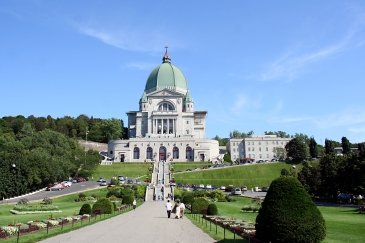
<box><xmin>162</xmin><ymin>46</ymin><xmax>171</xmax><ymax>63</ymax></box>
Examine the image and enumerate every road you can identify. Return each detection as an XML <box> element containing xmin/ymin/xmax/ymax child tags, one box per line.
<box><xmin>1</xmin><ymin>181</ymin><xmax>100</xmax><ymax>204</ymax></box>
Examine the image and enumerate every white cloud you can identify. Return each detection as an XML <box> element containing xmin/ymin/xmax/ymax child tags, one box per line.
<box><xmin>260</xmin><ymin>24</ymin><xmax>364</xmax><ymax>82</ymax></box>
<box><xmin>271</xmin><ymin>108</ymin><xmax>365</xmax><ymax>130</ymax></box>
<box><xmin>229</xmin><ymin>94</ymin><xmax>263</xmax><ymax>117</ymax></box>
<box><xmin>75</xmin><ymin>24</ymin><xmax>184</xmax><ymax>54</ymax></box>
<box><xmin>126</xmin><ymin>62</ymin><xmax>156</xmax><ymax>71</ymax></box>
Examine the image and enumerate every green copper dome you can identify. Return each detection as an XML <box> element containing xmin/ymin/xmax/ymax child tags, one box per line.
<box><xmin>144</xmin><ymin>50</ymin><xmax>188</xmax><ymax>94</ymax></box>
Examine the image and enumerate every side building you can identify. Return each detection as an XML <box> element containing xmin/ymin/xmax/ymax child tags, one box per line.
<box><xmin>107</xmin><ymin>50</ymin><xmax>219</xmax><ymax>163</ymax></box>
<box><xmin>227</xmin><ymin>135</ymin><xmax>292</xmax><ymax>162</ymax></box>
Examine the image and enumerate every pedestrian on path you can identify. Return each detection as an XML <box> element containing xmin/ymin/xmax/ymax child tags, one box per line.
<box><xmin>179</xmin><ymin>202</ymin><xmax>185</xmax><ymax>218</ymax></box>
<box><xmin>165</xmin><ymin>199</ymin><xmax>172</xmax><ymax>218</ymax></box>
<box><xmin>133</xmin><ymin>199</ymin><xmax>137</xmax><ymax>210</ymax></box>
<box><xmin>174</xmin><ymin>200</ymin><xmax>181</xmax><ymax>219</ymax></box>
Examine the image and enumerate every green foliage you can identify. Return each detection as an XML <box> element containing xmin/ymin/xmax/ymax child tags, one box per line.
<box><xmin>41</xmin><ymin>197</ymin><xmax>53</xmax><ymax>205</ymax></box>
<box><xmin>122</xmin><ymin>195</ymin><xmax>134</xmax><ymax>205</ymax></box>
<box><xmin>13</xmin><ymin>204</ymin><xmax>59</xmax><ymax>212</ymax></box>
<box><xmin>110</xmin><ymin>178</ymin><xmax>119</xmax><ymax>186</ymax></box>
<box><xmin>309</xmin><ymin>137</ymin><xmax>318</xmax><ymax>158</ymax></box>
<box><xmin>181</xmin><ymin>192</ymin><xmax>194</xmax><ymax>205</ymax></box>
<box><xmin>229</xmin><ymin>130</ymin><xmax>254</xmax><ymax>139</ymax></box>
<box><xmin>285</xmin><ymin>137</ymin><xmax>309</xmax><ymax>162</ymax></box>
<box><xmin>106</xmin><ymin>188</ymin><xmax>121</xmax><ymax>198</ymax></box>
<box><xmin>207</xmin><ymin>203</ymin><xmax>218</xmax><ymax>215</ymax></box>
<box><xmin>17</xmin><ymin>198</ymin><xmax>29</xmax><ymax>205</ymax></box>
<box><xmin>223</xmin><ymin>153</ymin><xmax>231</xmax><ymax>162</ymax></box>
<box><xmin>191</xmin><ymin>197</ymin><xmax>210</xmax><ymax>214</ymax></box>
<box><xmin>298</xmin><ymin>161</ymin><xmax>321</xmax><ymax>196</ymax></box>
<box><xmin>79</xmin><ymin>203</ymin><xmax>92</xmax><ymax>215</ymax></box>
<box><xmin>92</xmin><ymin>198</ymin><xmax>113</xmax><ymax>214</ymax></box>
<box><xmin>255</xmin><ymin>176</ymin><xmax>326</xmax><ymax>243</ymax></box>
<box><xmin>341</xmin><ymin>136</ymin><xmax>351</xmax><ymax>155</ymax></box>
<box><xmin>132</xmin><ymin>185</ymin><xmax>146</xmax><ymax>199</ymax></box>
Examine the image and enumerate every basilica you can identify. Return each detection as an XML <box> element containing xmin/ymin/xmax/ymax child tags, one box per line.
<box><xmin>107</xmin><ymin>50</ymin><xmax>219</xmax><ymax>162</ymax></box>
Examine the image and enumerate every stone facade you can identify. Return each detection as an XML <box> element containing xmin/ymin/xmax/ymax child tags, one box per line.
<box><xmin>108</xmin><ymin>50</ymin><xmax>219</xmax><ymax>162</ymax></box>
<box><xmin>227</xmin><ymin>135</ymin><xmax>292</xmax><ymax>162</ymax></box>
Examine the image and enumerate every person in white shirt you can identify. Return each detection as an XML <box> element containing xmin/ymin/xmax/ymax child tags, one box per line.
<box><xmin>165</xmin><ymin>199</ymin><xmax>172</xmax><ymax>218</ymax></box>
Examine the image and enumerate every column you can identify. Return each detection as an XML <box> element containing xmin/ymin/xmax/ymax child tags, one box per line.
<box><xmin>167</xmin><ymin>119</ymin><xmax>170</xmax><ymax>134</ymax></box>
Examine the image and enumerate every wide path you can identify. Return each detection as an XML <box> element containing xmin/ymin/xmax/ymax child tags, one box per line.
<box><xmin>40</xmin><ymin>200</ymin><xmax>215</xmax><ymax>243</ymax></box>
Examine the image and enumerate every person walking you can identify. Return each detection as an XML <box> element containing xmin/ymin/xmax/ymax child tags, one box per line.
<box><xmin>165</xmin><ymin>199</ymin><xmax>172</xmax><ymax>218</ymax></box>
<box><xmin>174</xmin><ymin>200</ymin><xmax>181</xmax><ymax>219</ymax></box>
<box><xmin>179</xmin><ymin>201</ymin><xmax>185</xmax><ymax>218</ymax></box>
<box><xmin>132</xmin><ymin>199</ymin><xmax>137</xmax><ymax>210</ymax></box>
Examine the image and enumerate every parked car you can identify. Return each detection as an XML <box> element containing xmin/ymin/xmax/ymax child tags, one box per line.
<box><xmin>241</xmin><ymin>186</ymin><xmax>248</xmax><ymax>191</ymax></box>
<box><xmin>99</xmin><ymin>180</ymin><xmax>107</xmax><ymax>186</ymax></box>
<box><xmin>232</xmin><ymin>188</ymin><xmax>242</xmax><ymax>195</ymax></box>
<box><xmin>97</xmin><ymin>177</ymin><xmax>105</xmax><ymax>182</ymax></box>
<box><xmin>220</xmin><ymin>186</ymin><xmax>226</xmax><ymax>191</ymax></box>
<box><xmin>50</xmin><ymin>183</ymin><xmax>65</xmax><ymax>191</ymax></box>
<box><xmin>261</xmin><ymin>187</ymin><xmax>269</xmax><ymax>192</ymax></box>
<box><xmin>61</xmin><ymin>181</ymin><xmax>72</xmax><ymax>188</ymax></box>
<box><xmin>199</xmin><ymin>184</ymin><xmax>205</xmax><ymax>189</ymax></box>
<box><xmin>206</xmin><ymin>184</ymin><xmax>212</xmax><ymax>189</ymax></box>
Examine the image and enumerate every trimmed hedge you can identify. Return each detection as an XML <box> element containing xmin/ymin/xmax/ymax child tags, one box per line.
<box><xmin>92</xmin><ymin>198</ymin><xmax>113</xmax><ymax>214</ymax></box>
<box><xmin>79</xmin><ymin>203</ymin><xmax>92</xmax><ymax>215</ymax></box>
<box><xmin>255</xmin><ymin>176</ymin><xmax>326</xmax><ymax>243</ymax></box>
<box><xmin>191</xmin><ymin>197</ymin><xmax>210</xmax><ymax>214</ymax></box>
<box><xmin>207</xmin><ymin>203</ymin><xmax>218</xmax><ymax>215</ymax></box>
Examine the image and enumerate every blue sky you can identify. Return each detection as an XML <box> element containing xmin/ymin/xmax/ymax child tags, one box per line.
<box><xmin>1</xmin><ymin>0</ymin><xmax>365</xmax><ymax>144</ymax></box>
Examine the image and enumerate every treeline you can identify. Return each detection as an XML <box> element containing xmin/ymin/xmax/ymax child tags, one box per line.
<box><xmin>284</xmin><ymin>136</ymin><xmax>365</xmax><ymax>198</ymax></box>
<box><xmin>298</xmin><ymin>150</ymin><xmax>365</xmax><ymax>199</ymax></box>
<box><xmin>0</xmin><ymin>115</ymin><xmax>127</xmax><ymax>144</ymax></box>
<box><xmin>0</xmin><ymin>128</ymin><xmax>100</xmax><ymax>199</ymax></box>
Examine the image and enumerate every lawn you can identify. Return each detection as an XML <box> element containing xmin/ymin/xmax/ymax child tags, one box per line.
<box><xmin>92</xmin><ymin>163</ymin><xmax>152</xmax><ymax>180</ymax></box>
<box><xmin>171</xmin><ymin>162</ymin><xmax>212</xmax><ymax>172</ymax></box>
<box><xmin>320</xmin><ymin>206</ymin><xmax>365</xmax><ymax>243</ymax></box>
<box><xmin>214</xmin><ymin>196</ymin><xmax>365</xmax><ymax>242</ymax></box>
<box><xmin>0</xmin><ymin>188</ymin><xmax>109</xmax><ymax>226</ymax></box>
<box><xmin>174</xmin><ymin>163</ymin><xmax>295</xmax><ymax>188</ymax></box>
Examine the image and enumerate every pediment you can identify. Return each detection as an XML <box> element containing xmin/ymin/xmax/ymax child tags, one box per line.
<box><xmin>148</xmin><ymin>89</ymin><xmax>183</xmax><ymax>98</ymax></box>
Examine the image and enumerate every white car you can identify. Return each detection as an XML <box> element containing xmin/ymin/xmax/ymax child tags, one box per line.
<box><xmin>206</xmin><ymin>184</ymin><xmax>212</xmax><ymax>189</ymax></box>
<box><xmin>232</xmin><ymin>188</ymin><xmax>242</xmax><ymax>195</ymax></box>
<box><xmin>199</xmin><ymin>184</ymin><xmax>205</xmax><ymax>189</ymax></box>
<box><xmin>220</xmin><ymin>186</ymin><xmax>226</xmax><ymax>190</ymax></box>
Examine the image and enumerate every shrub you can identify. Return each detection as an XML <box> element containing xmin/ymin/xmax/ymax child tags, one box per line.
<box><xmin>122</xmin><ymin>195</ymin><xmax>134</xmax><ymax>205</ymax></box>
<box><xmin>42</xmin><ymin>197</ymin><xmax>53</xmax><ymax>205</ymax></box>
<box><xmin>92</xmin><ymin>198</ymin><xmax>113</xmax><ymax>214</ymax></box>
<box><xmin>207</xmin><ymin>203</ymin><xmax>218</xmax><ymax>215</ymax></box>
<box><xmin>79</xmin><ymin>203</ymin><xmax>92</xmax><ymax>215</ymax></box>
<box><xmin>191</xmin><ymin>197</ymin><xmax>210</xmax><ymax>214</ymax></box>
<box><xmin>120</xmin><ymin>188</ymin><xmax>134</xmax><ymax>198</ymax></box>
<box><xmin>110</xmin><ymin>178</ymin><xmax>119</xmax><ymax>185</ymax></box>
<box><xmin>17</xmin><ymin>198</ymin><xmax>29</xmax><ymax>205</ymax></box>
<box><xmin>106</xmin><ymin>188</ymin><xmax>121</xmax><ymax>198</ymax></box>
<box><xmin>255</xmin><ymin>176</ymin><xmax>326</xmax><ymax>243</ymax></box>
<box><xmin>182</xmin><ymin>192</ymin><xmax>194</xmax><ymax>205</ymax></box>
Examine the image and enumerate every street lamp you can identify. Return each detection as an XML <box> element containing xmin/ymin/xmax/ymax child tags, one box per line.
<box><xmin>84</xmin><ymin>128</ymin><xmax>89</xmax><ymax>167</ymax></box>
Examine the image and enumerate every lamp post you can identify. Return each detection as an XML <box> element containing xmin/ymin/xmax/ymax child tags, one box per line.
<box><xmin>85</xmin><ymin>128</ymin><xmax>89</xmax><ymax>167</ymax></box>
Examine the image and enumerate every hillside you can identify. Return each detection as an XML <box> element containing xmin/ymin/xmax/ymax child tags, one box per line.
<box><xmin>173</xmin><ymin>163</ymin><xmax>299</xmax><ymax>188</ymax></box>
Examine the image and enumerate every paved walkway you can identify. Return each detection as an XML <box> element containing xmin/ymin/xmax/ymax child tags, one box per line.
<box><xmin>40</xmin><ymin>200</ymin><xmax>215</xmax><ymax>243</ymax></box>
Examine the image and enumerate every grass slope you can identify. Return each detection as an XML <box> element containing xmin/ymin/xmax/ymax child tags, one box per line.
<box><xmin>172</xmin><ymin>162</ymin><xmax>212</xmax><ymax>172</ymax></box>
<box><xmin>92</xmin><ymin>163</ymin><xmax>152</xmax><ymax>180</ymax></box>
<box><xmin>174</xmin><ymin>163</ymin><xmax>294</xmax><ymax>188</ymax></box>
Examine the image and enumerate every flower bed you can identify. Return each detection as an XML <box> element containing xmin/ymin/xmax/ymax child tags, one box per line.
<box><xmin>203</xmin><ymin>215</ymin><xmax>256</xmax><ymax>239</ymax></box>
<box><xmin>13</xmin><ymin>204</ymin><xmax>60</xmax><ymax>212</ymax></box>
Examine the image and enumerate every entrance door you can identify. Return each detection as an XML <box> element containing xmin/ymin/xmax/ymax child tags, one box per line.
<box><xmin>200</xmin><ymin>154</ymin><xmax>205</xmax><ymax>161</ymax></box>
<box><xmin>159</xmin><ymin>146</ymin><xmax>166</xmax><ymax>161</ymax></box>
<box><xmin>120</xmin><ymin>154</ymin><xmax>125</xmax><ymax>162</ymax></box>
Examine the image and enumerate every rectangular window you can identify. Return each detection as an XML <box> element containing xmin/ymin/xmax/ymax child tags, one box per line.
<box><xmin>266</xmin><ymin>147</ymin><xmax>268</xmax><ymax>151</ymax></box>
<box><xmin>259</xmin><ymin>147</ymin><xmax>261</xmax><ymax>152</ymax></box>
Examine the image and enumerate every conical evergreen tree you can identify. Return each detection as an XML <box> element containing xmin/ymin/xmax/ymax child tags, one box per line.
<box><xmin>255</xmin><ymin>176</ymin><xmax>326</xmax><ymax>243</ymax></box>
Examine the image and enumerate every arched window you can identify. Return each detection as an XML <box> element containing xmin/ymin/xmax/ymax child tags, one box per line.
<box><xmin>173</xmin><ymin>147</ymin><xmax>179</xmax><ymax>159</ymax></box>
<box><xmin>157</xmin><ymin>102</ymin><xmax>175</xmax><ymax>111</ymax></box>
<box><xmin>146</xmin><ymin>147</ymin><xmax>153</xmax><ymax>159</ymax></box>
<box><xmin>186</xmin><ymin>146</ymin><xmax>193</xmax><ymax>161</ymax></box>
<box><xmin>133</xmin><ymin>147</ymin><xmax>140</xmax><ymax>160</ymax></box>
